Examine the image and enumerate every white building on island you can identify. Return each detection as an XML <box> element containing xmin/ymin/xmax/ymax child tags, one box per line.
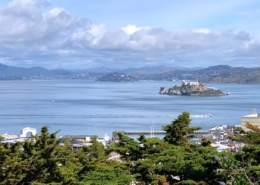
<box><xmin>182</xmin><ymin>80</ymin><xmax>200</xmax><ymax>86</ymax></box>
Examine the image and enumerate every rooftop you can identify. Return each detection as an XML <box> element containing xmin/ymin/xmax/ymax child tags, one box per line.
<box><xmin>242</xmin><ymin>113</ymin><xmax>260</xmax><ymax>118</ymax></box>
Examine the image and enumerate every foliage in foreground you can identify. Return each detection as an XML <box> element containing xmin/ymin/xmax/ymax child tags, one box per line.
<box><xmin>0</xmin><ymin>112</ymin><xmax>260</xmax><ymax>184</ymax></box>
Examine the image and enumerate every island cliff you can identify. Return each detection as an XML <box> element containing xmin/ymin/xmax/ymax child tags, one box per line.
<box><xmin>159</xmin><ymin>80</ymin><xmax>226</xmax><ymax>96</ymax></box>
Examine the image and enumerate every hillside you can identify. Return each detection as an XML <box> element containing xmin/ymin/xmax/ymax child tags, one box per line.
<box><xmin>131</xmin><ymin>65</ymin><xmax>260</xmax><ymax>84</ymax></box>
<box><xmin>0</xmin><ymin>63</ymin><xmax>71</xmax><ymax>80</ymax></box>
<box><xmin>0</xmin><ymin>63</ymin><xmax>260</xmax><ymax>83</ymax></box>
<box><xmin>96</xmin><ymin>72</ymin><xmax>138</xmax><ymax>82</ymax></box>
<box><xmin>206</xmin><ymin>70</ymin><xmax>260</xmax><ymax>84</ymax></box>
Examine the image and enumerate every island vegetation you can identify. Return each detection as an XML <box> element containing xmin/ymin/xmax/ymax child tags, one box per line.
<box><xmin>160</xmin><ymin>81</ymin><xmax>226</xmax><ymax>96</ymax></box>
<box><xmin>1</xmin><ymin>112</ymin><xmax>260</xmax><ymax>184</ymax></box>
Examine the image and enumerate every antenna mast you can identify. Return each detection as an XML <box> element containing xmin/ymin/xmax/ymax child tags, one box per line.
<box><xmin>252</xmin><ymin>108</ymin><xmax>257</xmax><ymax>115</ymax></box>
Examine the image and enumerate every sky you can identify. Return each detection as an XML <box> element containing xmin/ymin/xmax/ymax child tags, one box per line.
<box><xmin>0</xmin><ymin>0</ymin><xmax>260</xmax><ymax>69</ymax></box>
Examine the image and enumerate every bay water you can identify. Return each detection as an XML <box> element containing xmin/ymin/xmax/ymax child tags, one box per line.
<box><xmin>0</xmin><ymin>80</ymin><xmax>259</xmax><ymax>138</ymax></box>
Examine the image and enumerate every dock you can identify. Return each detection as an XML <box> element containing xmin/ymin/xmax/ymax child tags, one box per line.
<box><xmin>123</xmin><ymin>131</ymin><xmax>166</xmax><ymax>135</ymax></box>
<box><xmin>112</xmin><ymin>130</ymin><xmax>210</xmax><ymax>142</ymax></box>
<box><xmin>118</xmin><ymin>130</ymin><xmax>209</xmax><ymax>136</ymax></box>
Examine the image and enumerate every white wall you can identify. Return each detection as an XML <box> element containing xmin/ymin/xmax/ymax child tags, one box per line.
<box><xmin>241</xmin><ymin>115</ymin><xmax>260</xmax><ymax>127</ymax></box>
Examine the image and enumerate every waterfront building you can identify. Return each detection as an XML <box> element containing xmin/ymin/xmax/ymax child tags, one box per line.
<box><xmin>1</xmin><ymin>133</ymin><xmax>18</xmax><ymax>140</ymax></box>
<box><xmin>1</xmin><ymin>127</ymin><xmax>36</xmax><ymax>144</ymax></box>
<box><xmin>241</xmin><ymin>111</ymin><xmax>260</xmax><ymax>131</ymax></box>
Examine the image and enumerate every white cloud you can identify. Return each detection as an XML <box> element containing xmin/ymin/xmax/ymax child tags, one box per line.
<box><xmin>192</xmin><ymin>29</ymin><xmax>211</xmax><ymax>34</ymax></box>
<box><xmin>88</xmin><ymin>24</ymin><xmax>106</xmax><ymax>45</ymax></box>
<box><xmin>0</xmin><ymin>0</ymin><xmax>259</xmax><ymax>69</ymax></box>
<box><xmin>121</xmin><ymin>24</ymin><xmax>150</xmax><ymax>35</ymax></box>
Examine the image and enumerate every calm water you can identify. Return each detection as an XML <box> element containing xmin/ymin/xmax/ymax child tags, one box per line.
<box><xmin>0</xmin><ymin>80</ymin><xmax>259</xmax><ymax>137</ymax></box>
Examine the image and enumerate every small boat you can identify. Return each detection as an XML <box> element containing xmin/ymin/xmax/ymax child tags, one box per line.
<box><xmin>226</xmin><ymin>92</ymin><xmax>231</xmax><ymax>95</ymax></box>
<box><xmin>205</xmin><ymin>114</ymin><xmax>212</xmax><ymax>117</ymax></box>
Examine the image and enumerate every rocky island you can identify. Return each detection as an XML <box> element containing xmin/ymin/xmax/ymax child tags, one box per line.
<box><xmin>96</xmin><ymin>72</ymin><xmax>138</xmax><ymax>82</ymax></box>
<box><xmin>159</xmin><ymin>80</ymin><xmax>227</xmax><ymax>96</ymax></box>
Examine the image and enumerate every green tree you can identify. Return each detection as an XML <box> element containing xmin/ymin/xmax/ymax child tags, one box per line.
<box><xmin>132</xmin><ymin>137</ymin><xmax>169</xmax><ymax>184</ymax></box>
<box><xmin>106</xmin><ymin>132</ymin><xmax>142</xmax><ymax>161</ymax></box>
<box><xmin>163</xmin><ymin>112</ymin><xmax>201</xmax><ymax>146</ymax></box>
<box><xmin>86</xmin><ymin>136</ymin><xmax>106</xmax><ymax>160</ymax></box>
<box><xmin>0</xmin><ymin>141</ymin><xmax>25</xmax><ymax>185</ymax></box>
<box><xmin>2</xmin><ymin>126</ymin><xmax>82</xmax><ymax>185</ymax></box>
<box><xmin>217</xmin><ymin>129</ymin><xmax>260</xmax><ymax>184</ymax></box>
<box><xmin>3</xmin><ymin>113</ymin><xmax>260</xmax><ymax>184</ymax></box>
<box><xmin>156</xmin><ymin>145</ymin><xmax>220</xmax><ymax>184</ymax></box>
<box><xmin>19</xmin><ymin>126</ymin><xmax>65</xmax><ymax>184</ymax></box>
<box><xmin>79</xmin><ymin>160</ymin><xmax>134</xmax><ymax>185</ymax></box>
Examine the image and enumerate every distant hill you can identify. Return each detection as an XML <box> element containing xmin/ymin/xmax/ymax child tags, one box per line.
<box><xmin>119</xmin><ymin>66</ymin><xmax>200</xmax><ymax>73</ymax></box>
<box><xmin>187</xmin><ymin>65</ymin><xmax>260</xmax><ymax>84</ymax></box>
<box><xmin>0</xmin><ymin>63</ymin><xmax>70</xmax><ymax>75</ymax></box>
<box><xmin>207</xmin><ymin>70</ymin><xmax>260</xmax><ymax>84</ymax></box>
<box><xmin>0</xmin><ymin>63</ymin><xmax>260</xmax><ymax>83</ymax></box>
<box><xmin>77</xmin><ymin>66</ymin><xmax>201</xmax><ymax>74</ymax></box>
<box><xmin>96</xmin><ymin>72</ymin><xmax>138</xmax><ymax>82</ymax></box>
<box><xmin>75</xmin><ymin>67</ymin><xmax>115</xmax><ymax>74</ymax></box>
<box><xmin>131</xmin><ymin>65</ymin><xmax>260</xmax><ymax>84</ymax></box>
<box><xmin>0</xmin><ymin>63</ymin><xmax>71</xmax><ymax>80</ymax></box>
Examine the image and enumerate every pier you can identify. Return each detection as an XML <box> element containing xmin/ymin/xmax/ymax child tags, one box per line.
<box><xmin>112</xmin><ymin>130</ymin><xmax>210</xmax><ymax>142</ymax></box>
<box><xmin>118</xmin><ymin>130</ymin><xmax>209</xmax><ymax>136</ymax></box>
<box><xmin>123</xmin><ymin>131</ymin><xmax>166</xmax><ymax>135</ymax></box>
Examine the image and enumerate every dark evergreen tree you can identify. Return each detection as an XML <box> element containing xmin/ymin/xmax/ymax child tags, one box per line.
<box><xmin>1</xmin><ymin>112</ymin><xmax>260</xmax><ymax>184</ymax></box>
<box><xmin>163</xmin><ymin>112</ymin><xmax>201</xmax><ymax>146</ymax></box>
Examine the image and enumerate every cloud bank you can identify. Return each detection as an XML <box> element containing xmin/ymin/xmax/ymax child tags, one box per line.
<box><xmin>0</xmin><ymin>0</ymin><xmax>259</xmax><ymax>69</ymax></box>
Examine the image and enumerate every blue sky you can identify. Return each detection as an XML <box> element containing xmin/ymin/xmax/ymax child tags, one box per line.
<box><xmin>56</xmin><ymin>0</ymin><xmax>260</xmax><ymax>32</ymax></box>
<box><xmin>0</xmin><ymin>0</ymin><xmax>260</xmax><ymax>69</ymax></box>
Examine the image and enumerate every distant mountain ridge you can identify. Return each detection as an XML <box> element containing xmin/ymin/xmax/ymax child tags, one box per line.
<box><xmin>0</xmin><ymin>63</ymin><xmax>260</xmax><ymax>84</ymax></box>
<box><xmin>0</xmin><ymin>63</ymin><xmax>201</xmax><ymax>74</ymax></box>
<box><xmin>130</xmin><ymin>65</ymin><xmax>260</xmax><ymax>84</ymax></box>
<box><xmin>0</xmin><ymin>63</ymin><xmax>69</xmax><ymax>76</ymax></box>
<box><xmin>119</xmin><ymin>66</ymin><xmax>201</xmax><ymax>73</ymax></box>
